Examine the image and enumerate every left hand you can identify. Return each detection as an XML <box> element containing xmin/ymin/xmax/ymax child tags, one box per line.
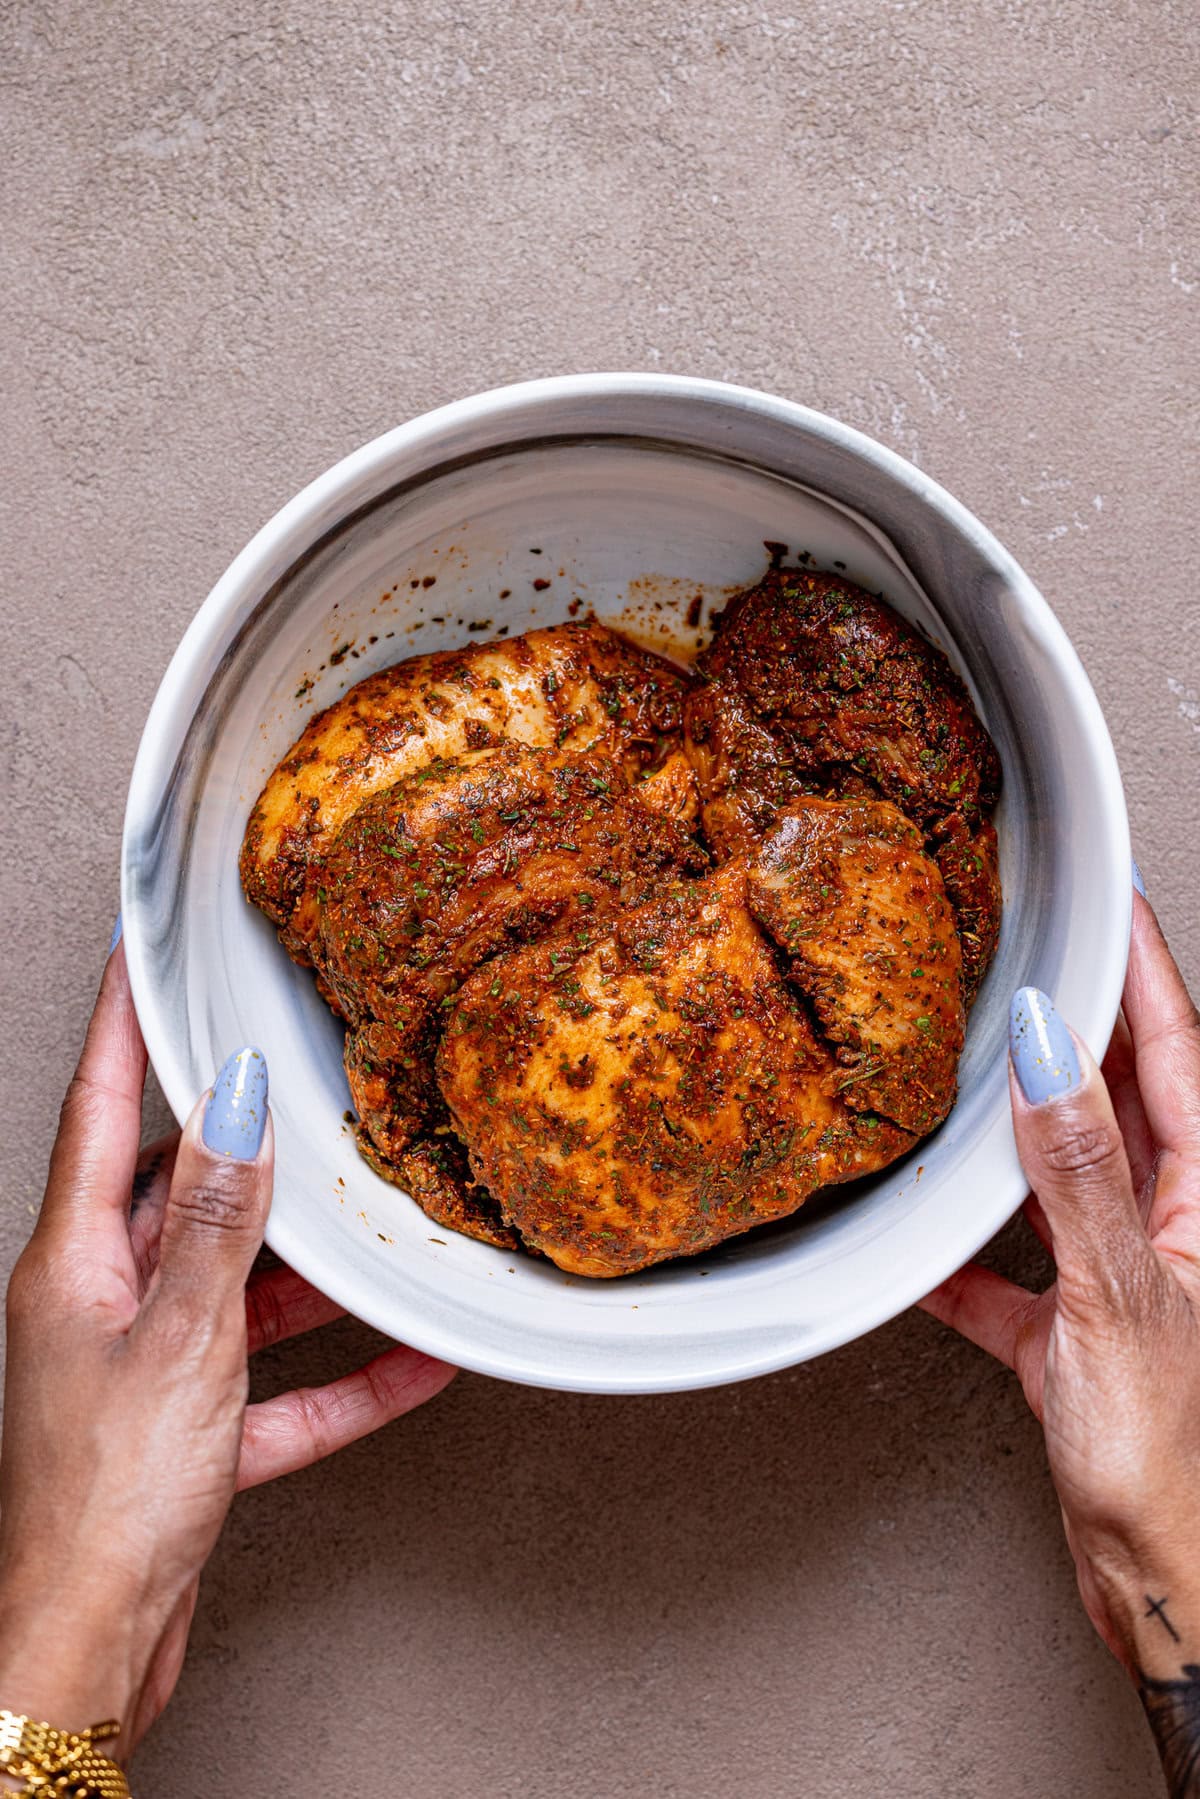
<box><xmin>0</xmin><ymin>939</ymin><xmax>456</xmax><ymax>1755</ymax></box>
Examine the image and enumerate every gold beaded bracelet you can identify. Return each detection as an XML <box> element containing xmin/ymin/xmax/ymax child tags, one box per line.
<box><xmin>0</xmin><ymin>1711</ymin><xmax>130</xmax><ymax>1797</ymax></box>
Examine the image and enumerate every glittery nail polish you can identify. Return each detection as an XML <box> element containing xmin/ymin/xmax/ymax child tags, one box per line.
<box><xmin>202</xmin><ymin>1047</ymin><xmax>269</xmax><ymax>1160</ymax></box>
<box><xmin>1132</xmin><ymin>859</ymin><xmax>1147</xmax><ymax>898</ymax></box>
<box><xmin>1009</xmin><ymin>988</ymin><xmax>1081</xmax><ymax>1105</ymax></box>
<box><xmin>108</xmin><ymin>915</ymin><xmax>123</xmax><ymax>956</ymax></box>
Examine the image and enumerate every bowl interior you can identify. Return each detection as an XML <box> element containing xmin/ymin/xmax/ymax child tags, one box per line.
<box><xmin>124</xmin><ymin>388</ymin><xmax>1128</xmax><ymax>1391</ymax></box>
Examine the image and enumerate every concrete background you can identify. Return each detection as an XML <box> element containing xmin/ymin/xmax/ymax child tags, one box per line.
<box><xmin>3</xmin><ymin>2</ymin><xmax>1196</xmax><ymax>1792</ymax></box>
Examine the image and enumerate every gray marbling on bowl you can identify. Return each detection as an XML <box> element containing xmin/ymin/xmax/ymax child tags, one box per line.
<box><xmin>122</xmin><ymin>374</ymin><xmax>1129</xmax><ymax>1393</ymax></box>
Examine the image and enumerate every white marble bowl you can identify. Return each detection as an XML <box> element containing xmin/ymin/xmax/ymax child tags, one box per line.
<box><xmin>122</xmin><ymin>375</ymin><xmax>1129</xmax><ymax>1392</ymax></box>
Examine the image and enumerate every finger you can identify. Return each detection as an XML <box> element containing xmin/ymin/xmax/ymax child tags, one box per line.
<box><xmin>236</xmin><ymin>1344</ymin><xmax>457</xmax><ymax>1489</ymax></box>
<box><xmin>1123</xmin><ymin>894</ymin><xmax>1200</xmax><ymax>1161</ymax></box>
<box><xmin>148</xmin><ymin>1048</ymin><xmax>273</xmax><ymax>1322</ymax></box>
<box><xmin>1009</xmin><ymin>988</ymin><xmax>1157</xmax><ymax>1311</ymax></box>
<box><xmin>38</xmin><ymin>941</ymin><xmax>148</xmax><ymax>1247</ymax></box>
<box><xmin>919</xmin><ymin>1262</ymin><xmax>1039</xmax><ymax>1373</ymax></box>
<box><xmin>1101</xmin><ymin>1010</ymin><xmax>1157</xmax><ymax>1216</ymax></box>
<box><xmin>246</xmin><ymin>1263</ymin><xmax>345</xmax><ymax>1355</ymax></box>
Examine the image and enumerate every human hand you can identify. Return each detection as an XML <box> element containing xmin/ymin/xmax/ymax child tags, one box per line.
<box><xmin>0</xmin><ymin>939</ymin><xmax>456</xmax><ymax>1758</ymax></box>
<box><xmin>922</xmin><ymin>883</ymin><xmax>1200</xmax><ymax>1789</ymax></box>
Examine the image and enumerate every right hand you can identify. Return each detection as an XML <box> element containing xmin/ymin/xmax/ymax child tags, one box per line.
<box><xmin>0</xmin><ymin>941</ymin><xmax>456</xmax><ymax>1755</ymax></box>
<box><xmin>922</xmin><ymin>887</ymin><xmax>1200</xmax><ymax>1790</ymax></box>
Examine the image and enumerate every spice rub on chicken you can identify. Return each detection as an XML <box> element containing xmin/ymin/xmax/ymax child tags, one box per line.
<box><xmin>320</xmin><ymin>743</ymin><xmax>707</xmax><ymax>1183</ymax></box>
<box><xmin>683</xmin><ymin>565</ymin><xmax>1002</xmax><ymax>1000</ymax></box>
<box><xmin>240</xmin><ymin>567</ymin><xmax>1001</xmax><ymax>1274</ymax></box>
<box><xmin>438</xmin><ymin>802</ymin><xmax>961</xmax><ymax>1278</ymax></box>
<box><xmin>239</xmin><ymin>620</ymin><xmax>693</xmax><ymax>966</ymax></box>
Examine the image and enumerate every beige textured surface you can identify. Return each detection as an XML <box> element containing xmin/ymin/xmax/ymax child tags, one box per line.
<box><xmin>2</xmin><ymin>3</ymin><xmax>1197</xmax><ymax>1793</ymax></box>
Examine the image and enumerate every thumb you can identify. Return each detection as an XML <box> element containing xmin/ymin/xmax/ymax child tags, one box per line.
<box><xmin>1009</xmin><ymin>988</ymin><xmax>1154</xmax><ymax>1307</ymax></box>
<box><xmin>153</xmin><ymin>1047</ymin><xmax>274</xmax><ymax>1312</ymax></box>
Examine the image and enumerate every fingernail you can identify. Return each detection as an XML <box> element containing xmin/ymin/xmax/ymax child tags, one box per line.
<box><xmin>1132</xmin><ymin>859</ymin><xmax>1147</xmax><ymax>898</ymax></box>
<box><xmin>202</xmin><ymin>1047</ymin><xmax>269</xmax><ymax>1160</ymax></box>
<box><xmin>108</xmin><ymin>914</ymin><xmax>123</xmax><ymax>956</ymax></box>
<box><xmin>1010</xmin><ymin>988</ymin><xmax>1081</xmax><ymax>1105</ymax></box>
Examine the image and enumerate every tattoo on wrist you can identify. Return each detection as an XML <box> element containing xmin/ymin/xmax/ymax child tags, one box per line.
<box><xmin>1139</xmin><ymin>1662</ymin><xmax>1200</xmax><ymax>1795</ymax></box>
<box><xmin>1147</xmin><ymin>1597</ymin><xmax>1184</xmax><ymax>1645</ymax></box>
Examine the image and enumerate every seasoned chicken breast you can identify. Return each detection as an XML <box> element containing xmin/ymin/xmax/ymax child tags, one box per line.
<box><xmin>240</xmin><ymin>572</ymin><xmax>1001</xmax><ymax>1270</ymax></box>
<box><xmin>696</xmin><ymin>566</ymin><xmax>1000</xmax><ymax>829</ymax></box>
<box><xmin>317</xmin><ymin>742</ymin><xmax>706</xmax><ymax>1182</ymax></box>
<box><xmin>437</xmin><ymin>797</ymin><xmax>960</xmax><ymax>1277</ymax></box>
<box><xmin>240</xmin><ymin>621</ymin><xmax>693</xmax><ymax>963</ymax></box>
<box><xmin>683</xmin><ymin>679</ymin><xmax>874</xmax><ymax>858</ymax></box>
<box><xmin>361</xmin><ymin>1133</ymin><xmax>523</xmax><ymax>1254</ymax></box>
<box><xmin>686</xmin><ymin>566</ymin><xmax>1002</xmax><ymax>1000</ymax></box>
<box><xmin>934</xmin><ymin>812</ymin><xmax>1002</xmax><ymax>1004</ymax></box>
<box><xmin>745</xmin><ymin>797</ymin><xmax>964</xmax><ymax>1137</ymax></box>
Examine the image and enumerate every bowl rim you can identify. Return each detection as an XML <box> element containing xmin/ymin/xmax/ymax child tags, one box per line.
<box><xmin>122</xmin><ymin>372</ymin><xmax>1130</xmax><ymax>1390</ymax></box>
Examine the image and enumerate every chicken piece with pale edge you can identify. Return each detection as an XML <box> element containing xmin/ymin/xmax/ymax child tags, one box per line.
<box><xmin>239</xmin><ymin>621</ymin><xmax>693</xmax><ymax>965</ymax></box>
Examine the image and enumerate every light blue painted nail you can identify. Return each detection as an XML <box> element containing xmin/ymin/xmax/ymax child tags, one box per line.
<box><xmin>1132</xmin><ymin>859</ymin><xmax>1147</xmax><ymax>898</ymax></box>
<box><xmin>202</xmin><ymin>1047</ymin><xmax>269</xmax><ymax>1160</ymax></box>
<box><xmin>108</xmin><ymin>914</ymin><xmax>123</xmax><ymax>956</ymax></box>
<box><xmin>1010</xmin><ymin>988</ymin><xmax>1081</xmax><ymax>1105</ymax></box>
